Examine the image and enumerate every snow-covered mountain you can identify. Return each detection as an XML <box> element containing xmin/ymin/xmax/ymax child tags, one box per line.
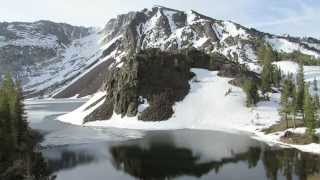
<box><xmin>0</xmin><ymin>20</ymin><xmax>97</xmax><ymax>97</ymax></box>
<box><xmin>101</xmin><ymin>5</ymin><xmax>320</xmax><ymax>68</ymax></box>
<box><xmin>1</xmin><ymin>6</ymin><xmax>320</xmax><ymax>98</ymax></box>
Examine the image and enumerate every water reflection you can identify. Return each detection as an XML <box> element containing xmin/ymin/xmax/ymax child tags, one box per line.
<box><xmin>110</xmin><ymin>140</ymin><xmax>320</xmax><ymax>180</ymax></box>
<box><xmin>45</xmin><ymin>148</ymin><xmax>97</xmax><ymax>173</ymax></box>
<box><xmin>262</xmin><ymin>148</ymin><xmax>320</xmax><ymax>180</ymax></box>
<box><xmin>42</xmin><ymin>130</ymin><xmax>320</xmax><ymax>180</ymax></box>
<box><xmin>110</xmin><ymin>143</ymin><xmax>216</xmax><ymax>179</ymax></box>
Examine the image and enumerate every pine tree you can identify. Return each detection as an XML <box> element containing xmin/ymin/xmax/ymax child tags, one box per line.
<box><xmin>272</xmin><ymin>67</ymin><xmax>282</xmax><ymax>88</ymax></box>
<box><xmin>243</xmin><ymin>80</ymin><xmax>259</xmax><ymax>107</ymax></box>
<box><xmin>260</xmin><ymin>46</ymin><xmax>276</xmax><ymax>97</ymax></box>
<box><xmin>290</xmin><ymin>87</ymin><xmax>298</xmax><ymax>129</ymax></box>
<box><xmin>304</xmin><ymin>84</ymin><xmax>317</xmax><ymax>136</ymax></box>
<box><xmin>0</xmin><ymin>93</ymin><xmax>15</xmax><ymax>161</ymax></box>
<box><xmin>14</xmin><ymin>81</ymin><xmax>29</xmax><ymax>147</ymax></box>
<box><xmin>257</xmin><ymin>45</ymin><xmax>267</xmax><ymax>65</ymax></box>
<box><xmin>0</xmin><ymin>74</ymin><xmax>50</xmax><ymax>179</ymax></box>
<box><xmin>296</xmin><ymin>61</ymin><xmax>305</xmax><ymax>117</ymax></box>
<box><xmin>280</xmin><ymin>77</ymin><xmax>295</xmax><ymax>128</ymax></box>
<box><xmin>313</xmin><ymin>78</ymin><xmax>318</xmax><ymax>92</ymax></box>
<box><xmin>1</xmin><ymin>73</ymin><xmax>18</xmax><ymax>148</ymax></box>
<box><xmin>315</xmin><ymin>94</ymin><xmax>320</xmax><ymax>110</ymax></box>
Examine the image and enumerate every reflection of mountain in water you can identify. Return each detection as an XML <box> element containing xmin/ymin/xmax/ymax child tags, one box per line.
<box><xmin>110</xmin><ymin>138</ymin><xmax>320</xmax><ymax>180</ymax></box>
<box><xmin>44</xmin><ymin>148</ymin><xmax>96</xmax><ymax>173</ymax></box>
<box><xmin>42</xmin><ymin>130</ymin><xmax>320</xmax><ymax>180</ymax></box>
<box><xmin>110</xmin><ymin>142</ymin><xmax>263</xmax><ymax>180</ymax></box>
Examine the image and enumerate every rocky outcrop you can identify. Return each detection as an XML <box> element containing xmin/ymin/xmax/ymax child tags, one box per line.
<box><xmin>85</xmin><ymin>48</ymin><xmax>259</xmax><ymax>122</ymax></box>
<box><xmin>88</xmin><ymin>49</ymin><xmax>193</xmax><ymax>122</ymax></box>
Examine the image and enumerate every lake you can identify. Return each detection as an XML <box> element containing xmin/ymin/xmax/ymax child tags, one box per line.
<box><xmin>26</xmin><ymin>99</ymin><xmax>320</xmax><ymax>180</ymax></box>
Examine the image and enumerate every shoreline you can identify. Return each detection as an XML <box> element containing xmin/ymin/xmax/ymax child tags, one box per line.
<box><xmin>57</xmin><ymin>115</ymin><xmax>320</xmax><ymax>155</ymax></box>
<box><xmin>56</xmin><ymin>68</ymin><xmax>320</xmax><ymax>155</ymax></box>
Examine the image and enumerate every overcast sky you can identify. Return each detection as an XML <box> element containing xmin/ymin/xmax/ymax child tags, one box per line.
<box><xmin>0</xmin><ymin>0</ymin><xmax>319</xmax><ymax>38</ymax></box>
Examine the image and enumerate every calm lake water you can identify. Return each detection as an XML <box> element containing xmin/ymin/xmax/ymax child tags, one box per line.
<box><xmin>26</xmin><ymin>99</ymin><xmax>320</xmax><ymax>180</ymax></box>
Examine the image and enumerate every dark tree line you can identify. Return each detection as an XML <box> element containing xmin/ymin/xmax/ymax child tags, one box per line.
<box><xmin>0</xmin><ymin>74</ymin><xmax>51</xmax><ymax>180</ymax></box>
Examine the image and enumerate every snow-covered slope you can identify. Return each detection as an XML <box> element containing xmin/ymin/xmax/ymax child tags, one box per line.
<box><xmin>0</xmin><ymin>21</ymin><xmax>125</xmax><ymax>98</ymax></box>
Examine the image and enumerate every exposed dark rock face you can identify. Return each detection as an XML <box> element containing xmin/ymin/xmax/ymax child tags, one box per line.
<box><xmin>85</xmin><ymin>48</ymin><xmax>259</xmax><ymax>122</ymax></box>
<box><xmin>94</xmin><ymin>49</ymin><xmax>193</xmax><ymax>122</ymax></box>
<box><xmin>0</xmin><ymin>45</ymin><xmax>56</xmax><ymax>73</ymax></box>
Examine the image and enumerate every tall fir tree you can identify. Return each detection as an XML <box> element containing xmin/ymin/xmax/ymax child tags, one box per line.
<box><xmin>14</xmin><ymin>81</ymin><xmax>29</xmax><ymax>147</ymax></box>
<box><xmin>243</xmin><ymin>79</ymin><xmax>259</xmax><ymax>107</ymax></box>
<box><xmin>303</xmin><ymin>84</ymin><xmax>317</xmax><ymax>136</ymax></box>
<box><xmin>280</xmin><ymin>76</ymin><xmax>295</xmax><ymax>128</ymax></box>
<box><xmin>260</xmin><ymin>47</ymin><xmax>275</xmax><ymax>97</ymax></box>
<box><xmin>257</xmin><ymin>44</ymin><xmax>267</xmax><ymax>65</ymax></box>
<box><xmin>289</xmin><ymin>86</ymin><xmax>298</xmax><ymax>129</ymax></box>
<box><xmin>272</xmin><ymin>67</ymin><xmax>282</xmax><ymax>88</ymax></box>
<box><xmin>0</xmin><ymin>92</ymin><xmax>15</xmax><ymax>162</ymax></box>
<box><xmin>313</xmin><ymin>78</ymin><xmax>318</xmax><ymax>92</ymax></box>
<box><xmin>296</xmin><ymin>60</ymin><xmax>305</xmax><ymax>118</ymax></box>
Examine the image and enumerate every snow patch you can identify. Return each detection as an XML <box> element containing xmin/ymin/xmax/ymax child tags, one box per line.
<box><xmin>193</xmin><ymin>37</ymin><xmax>208</xmax><ymax>48</ymax></box>
<box><xmin>163</xmin><ymin>10</ymin><xmax>178</xmax><ymax>32</ymax></box>
<box><xmin>57</xmin><ymin>91</ymin><xmax>106</xmax><ymax>125</ymax></box>
<box><xmin>266</xmin><ymin>37</ymin><xmax>320</xmax><ymax>58</ymax></box>
<box><xmin>187</xmin><ymin>11</ymin><xmax>197</xmax><ymax>25</ymax></box>
<box><xmin>274</xmin><ymin>61</ymin><xmax>320</xmax><ymax>84</ymax></box>
<box><xmin>138</xmin><ymin>97</ymin><xmax>149</xmax><ymax>113</ymax></box>
<box><xmin>273</xmin><ymin>61</ymin><xmax>299</xmax><ymax>75</ymax></box>
<box><xmin>222</xmin><ymin>22</ymin><xmax>248</xmax><ymax>40</ymax></box>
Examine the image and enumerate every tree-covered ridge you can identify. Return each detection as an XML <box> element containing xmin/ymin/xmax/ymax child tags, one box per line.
<box><xmin>242</xmin><ymin>42</ymin><xmax>319</xmax><ymax>142</ymax></box>
<box><xmin>0</xmin><ymin>74</ymin><xmax>50</xmax><ymax>180</ymax></box>
<box><xmin>243</xmin><ymin>44</ymin><xmax>320</xmax><ymax>143</ymax></box>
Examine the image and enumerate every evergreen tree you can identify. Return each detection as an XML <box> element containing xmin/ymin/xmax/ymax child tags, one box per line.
<box><xmin>303</xmin><ymin>84</ymin><xmax>317</xmax><ymax>136</ymax></box>
<box><xmin>290</xmin><ymin>86</ymin><xmax>298</xmax><ymax>129</ymax></box>
<box><xmin>0</xmin><ymin>74</ymin><xmax>50</xmax><ymax>179</ymax></box>
<box><xmin>260</xmin><ymin>46</ymin><xmax>277</xmax><ymax>97</ymax></box>
<box><xmin>315</xmin><ymin>94</ymin><xmax>320</xmax><ymax>110</ymax></box>
<box><xmin>1</xmin><ymin>73</ymin><xmax>18</xmax><ymax>148</ymax></box>
<box><xmin>14</xmin><ymin>81</ymin><xmax>29</xmax><ymax>147</ymax></box>
<box><xmin>313</xmin><ymin>78</ymin><xmax>318</xmax><ymax>92</ymax></box>
<box><xmin>280</xmin><ymin>76</ymin><xmax>295</xmax><ymax>128</ymax></box>
<box><xmin>272</xmin><ymin>67</ymin><xmax>282</xmax><ymax>88</ymax></box>
<box><xmin>257</xmin><ymin>44</ymin><xmax>267</xmax><ymax>65</ymax></box>
<box><xmin>296</xmin><ymin>61</ymin><xmax>305</xmax><ymax>117</ymax></box>
<box><xmin>243</xmin><ymin>80</ymin><xmax>259</xmax><ymax>107</ymax></box>
<box><xmin>0</xmin><ymin>92</ymin><xmax>15</xmax><ymax>163</ymax></box>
